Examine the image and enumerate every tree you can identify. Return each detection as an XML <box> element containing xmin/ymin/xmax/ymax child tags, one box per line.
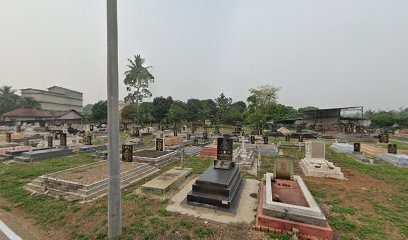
<box><xmin>0</xmin><ymin>86</ymin><xmax>19</xmax><ymax>114</ymax></box>
<box><xmin>151</xmin><ymin>96</ymin><xmax>174</xmax><ymax>122</ymax></box>
<box><xmin>121</xmin><ymin>102</ymin><xmax>153</xmax><ymax>124</ymax></box>
<box><xmin>245</xmin><ymin>84</ymin><xmax>280</xmax><ymax>127</ymax></box>
<box><xmin>215</xmin><ymin>93</ymin><xmax>232</xmax><ymax>123</ymax></box>
<box><xmin>199</xmin><ymin>99</ymin><xmax>217</xmax><ymax>122</ymax></box>
<box><xmin>186</xmin><ymin>99</ymin><xmax>202</xmax><ymax>122</ymax></box>
<box><xmin>18</xmin><ymin>97</ymin><xmax>41</xmax><ymax>109</ymax></box>
<box><xmin>224</xmin><ymin>106</ymin><xmax>244</xmax><ymax>124</ymax></box>
<box><xmin>232</xmin><ymin>101</ymin><xmax>247</xmax><ymax>113</ymax></box>
<box><xmin>297</xmin><ymin>106</ymin><xmax>318</xmax><ymax>116</ymax></box>
<box><xmin>246</xmin><ymin>84</ymin><xmax>280</xmax><ymax>112</ymax></box>
<box><xmin>92</xmin><ymin>100</ymin><xmax>108</xmax><ymax>122</ymax></box>
<box><xmin>83</xmin><ymin>104</ymin><xmax>94</xmax><ymax>113</ymax></box>
<box><xmin>123</xmin><ymin>54</ymin><xmax>154</xmax><ymax>114</ymax></box>
<box><xmin>166</xmin><ymin>105</ymin><xmax>187</xmax><ymax>124</ymax></box>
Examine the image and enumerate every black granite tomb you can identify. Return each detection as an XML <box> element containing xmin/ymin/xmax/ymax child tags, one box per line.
<box><xmin>48</xmin><ymin>136</ymin><xmax>53</xmax><ymax>147</ymax></box>
<box><xmin>285</xmin><ymin>135</ymin><xmax>290</xmax><ymax>142</ymax></box>
<box><xmin>86</xmin><ymin>135</ymin><xmax>92</xmax><ymax>145</ymax></box>
<box><xmin>156</xmin><ymin>138</ymin><xmax>164</xmax><ymax>151</ymax></box>
<box><xmin>6</xmin><ymin>132</ymin><xmax>12</xmax><ymax>143</ymax></box>
<box><xmin>60</xmin><ymin>133</ymin><xmax>67</xmax><ymax>146</ymax></box>
<box><xmin>354</xmin><ymin>142</ymin><xmax>360</xmax><ymax>152</ymax></box>
<box><xmin>122</xmin><ymin>144</ymin><xmax>133</xmax><ymax>162</ymax></box>
<box><xmin>388</xmin><ymin>144</ymin><xmax>397</xmax><ymax>154</ymax></box>
<box><xmin>250</xmin><ymin>136</ymin><xmax>255</xmax><ymax>144</ymax></box>
<box><xmin>203</xmin><ymin>132</ymin><xmax>208</xmax><ymax>140</ymax></box>
<box><xmin>263</xmin><ymin>136</ymin><xmax>268</xmax><ymax>144</ymax></box>
<box><xmin>90</xmin><ymin>124</ymin><xmax>94</xmax><ymax>131</ymax></box>
<box><xmin>379</xmin><ymin>134</ymin><xmax>389</xmax><ymax>143</ymax></box>
<box><xmin>187</xmin><ymin>137</ymin><xmax>242</xmax><ymax>210</ymax></box>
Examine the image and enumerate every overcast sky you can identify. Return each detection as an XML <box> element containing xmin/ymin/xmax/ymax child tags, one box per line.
<box><xmin>0</xmin><ymin>0</ymin><xmax>407</xmax><ymax>110</ymax></box>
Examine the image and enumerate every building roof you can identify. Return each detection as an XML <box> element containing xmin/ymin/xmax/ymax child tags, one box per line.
<box><xmin>51</xmin><ymin>109</ymin><xmax>84</xmax><ymax>118</ymax></box>
<box><xmin>47</xmin><ymin>86</ymin><xmax>83</xmax><ymax>95</ymax></box>
<box><xmin>1</xmin><ymin>107</ymin><xmax>53</xmax><ymax>118</ymax></box>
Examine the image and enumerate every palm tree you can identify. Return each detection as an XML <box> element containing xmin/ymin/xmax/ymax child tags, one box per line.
<box><xmin>123</xmin><ymin>55</ymin><xmax>154</xmax><ymax>114</ymax></box>
<box><xmin>18</xmin><ymin>97</ymin><xmax>41</xmax><ymax>109</ymax></box>
<box><xmin>0</xmin><ymin>86</ymin><xmax>19</xmax><ymax>114</ymax></box>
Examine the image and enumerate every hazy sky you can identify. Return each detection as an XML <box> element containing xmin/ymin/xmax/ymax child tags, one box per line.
<box><xmin>0</xmin><ymin>0</ymin><xmax>407</xmax><ymax>110</ymax></box>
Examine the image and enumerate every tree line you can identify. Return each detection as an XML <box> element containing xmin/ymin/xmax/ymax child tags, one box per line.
<box><xmin>0</xmin><ymin>86</ymin><xmax>40</xmax><ymax>114</ymax></box>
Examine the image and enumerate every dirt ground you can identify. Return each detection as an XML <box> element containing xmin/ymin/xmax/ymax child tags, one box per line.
<box><xmin>50</xmin><ymin>162</ymin><xmax>143</xmax><ymax>185</ymax></box>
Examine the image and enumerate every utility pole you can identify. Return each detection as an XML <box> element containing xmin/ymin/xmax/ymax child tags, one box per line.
<box><xmin>107</xmin><ymin>0</ymin><xmax>121</xmax><ymax>238</ymax></box>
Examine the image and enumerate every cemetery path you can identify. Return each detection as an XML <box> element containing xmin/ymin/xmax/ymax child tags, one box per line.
<box><xmin>0</xmin><ymin>200</ymin><xmax>45</xmax><ymax>240</ymax></box>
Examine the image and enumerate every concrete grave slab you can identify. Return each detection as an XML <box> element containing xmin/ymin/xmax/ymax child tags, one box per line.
<box><xmin>142</xmin><ymin>167</ymin><xmax>192</xmax><ymax>194</ymax></box>
<box><xmin>167</xmin><ymin>177</ymin><xmax>259</xmax><ymax>224</ymax></box>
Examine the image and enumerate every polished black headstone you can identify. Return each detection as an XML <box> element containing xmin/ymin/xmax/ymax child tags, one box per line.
<box><xmin>250</xmin><ymin>136</ymin><xmax>255</xmax><ymax>144</ymax></box>
<box><xmin>388</xmin><ymin>144</ymin><xmax>397</xmax><ymax>154</ymax></box>
<box><xmin>90</xmin><ymin>124</ymin><xmax>94</xmax><ymax>131</ymax></box>
<box><xmin>156</xmin><ymin>138</ymin><xmax>164</xmax><ymax>151</ymax></box>
<box><xmin>122</xmin><ymin>144</ymin><xmax>133</xmax><ymax>162</ymax></box>
<box><xmin>6</xmin><ymin>132</ymin><xmax>12</xmax><ymax>143</ymax></box>
<box><xmin>263</xmin><ymin>136</ymin><xmax>268</xmax><ymax>144</ymax></box>
<box><xmin>354</xmin><ymin>142</ymin><xmax>360</xmax><ymax>152</ymax></box>
<box><xmin>48</xmin><ymin>136</ymin><xmax>53</xmax><ymax>147</ymax></box>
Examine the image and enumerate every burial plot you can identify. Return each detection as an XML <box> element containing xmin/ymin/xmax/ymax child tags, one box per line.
<box><xmin>141</xmin><ymin>167</ymin><xmax>192</xmax><ymax>194</ymax></box>
<box><xmin>133</xmin><ymin>149</ymin><xmax>178</xmax><ymax>167</ymax></box>
<box><xmin>330</xmin><ymin>139</ymin><xmax>354</xmax><ymax>154</ymax></box>
<box><xmin>122</xmin><ymin>144</ymin><xmax>133</xmax><ymax>162</ymax></box>
<box><xmin>233</xmin><ymin>136</ymin><xmax>259</xmax><ymax>176</ymax></box>
<box><xmin>256</xmin><ymin>157</ymin><xmax>333</xmax><ymax>239</ymax></box>
<box><xmin>25</xmin><ymin>161</ymin><xmax>160</xmax><ymax>202</ymax></box>
<box><xmin>14</xmin><ymin>147</ymin><xmax>73</xmax><ymax>163</ymax></box>
<box><xmin>299</xmin><ymin>141</ymin><xmax>345</xmax><ymax>180</ymax></box>
<box><xmin>187</xmin><ymin>137</ymin><xmax>243</xmax><ymax>210</ymax></box>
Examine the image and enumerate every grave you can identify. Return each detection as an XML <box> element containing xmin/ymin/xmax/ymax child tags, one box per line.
<box><xmin>299</xmin><ymin>141</ymin><xmax>344</xmax><ymax>180</ymax></box>
<box><xmin>233</xmin><ymin>136</ymin><xmax>259</xmax><ymax>176</ymax></box>
<box><xmin>198</xmin><ymin>144</ymin><xmax>217</xmax><ymax>158</ymax></box>
<box><xmin>133</xmin><ymin>149</ymin><xmax>178</xmax><ymax>167</ymax></box>
<box><xmin>141</xmin><ymin>167</ymin><xmax>192</xmax><ymax>194</ymax></box>
<box><xmin>379</xmin><ymin>153</ymin><xmax>408</xmax><ymax>166</ymax></box>
<box><xmin>25</xmin><ymin>161</ymin><xmax>160</xmax><ymax>202</ymax></box>
<box><xmin>186</xmin><ymin>137</ymin><xmax>243</xmax><ymax>210</ymax></box>
<box><xmin>183</xmin><ymin>146</ymin><xmax>203</xmax><ymax>155</ymax></box>
<box><xmin>256</xmin><ymin>163</ymin><xmax>333</xmax><ymax>239</ymax></box>
<box><xmin>14</xmin><ymin>147</ymin><xmax>73</xmax><ymax>163</ymax></box>
<box><xmin>329</xmin><ymin>139</ymin><xmax>354</xmax><ymax>154</ymax></box>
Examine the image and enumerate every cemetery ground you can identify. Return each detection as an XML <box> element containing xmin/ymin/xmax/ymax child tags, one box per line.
<box><xmin>0</xmin><ymin>142</ymin><xmax>407</xmax><ymax>239</ymax></box>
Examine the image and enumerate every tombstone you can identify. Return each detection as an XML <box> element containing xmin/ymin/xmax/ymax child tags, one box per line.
<box><xmin>173</xmin><ymin>129</ymin><xmax>178</xmax><ymax>136</ymax></box>
<box><xmin>250</xmin><ymin>135</ymin><xmax>255</xmax><ymax>144</ymax></box>
<box><xmin>60</xmin><ymin>133</ymin><xmax>67</xmax><ymax>146</ymax></box>
<box><xmin>388</xmin><ymin>144</ymin><xmax>397</xmax><ymax>154</ymax></box>
<box><xmin>161</xmin><ymin>126</ymin><xmax>165</xmax><ymax>131</ymax></box>
<box><xmin>90</xmin><ymin>124</ymin><xmax>94</xmax><ymax>131</ymax></box>
<box><xmin>215</xmin><ymin>126</ymin><xmax>220</xmax><ymax>134</ymax></box>
<box><xmin>215</xmin><ymin>138</ymin><xmax>234</xmax><ymax>169</ymax></box>
<box><xmin>351</xmin><ymin>143</ymin><xmax>360</xmax><ymax>153</ymax></box>
<box><xmin>122</xmin><ymin>144</ymin><xmax>133</xmax><ymax>162</ymax></box>
<box><xmin>345</xmin><ymin>123</ymin><xmax>354</xmax><ymax>134</ymax></box>
<box><xmin>379</xmin><ymin>134</ymin><xmax>389</xmax><ymax>143</ymax></box>
<box><xmin>156</xmin><ymin>138</ymin><xmax>164</xmax><ymax>151</ymax></box>
<box><xmin>274</xmin><ymin>157</ymin><xmax>294</xmax><ymax>180</ymax></box>
<box><xmin>193</xmin><ymin>138</ymin><xmax>198</xmax><ymax>146</ymax></box>
<box><xmin>299</xmin><ymin>135</ymin><xmax>304</xmax><ymax>143</ymax></box>
<box><xmin>263</xmin><ymin>136</ymin><xmax>269</xmax><ymax>144</ymax></box>
<box><xmin>259</xmin><ymin>128</ymin><xmax>263</xmax><ymax>135</ymax></box>
<box><xmin>186</xmin><ymin>133</ymin><xmax>191</xmax><ymax>140</ymax></box>
<box><xmin>16</xmin><ymin>125</ymin><xmax>22</xmax><ymax>133</ymax></box>
<box><xmin>203</xmin><ymin>132</ymin><xmax>208</xmax><ymax>140</ymax></box>
<box><xmin>296</xmin><ymin>125</ymin><xmax>302</xmax><ymax>133</ymax></box>
<box><xmin>285</xmin><ymin>135</ymin><xmax>290</xmax><ymax>142</ymax></box>
<box><xmin>6</xmin><ymin>132</ymin><xmax>12</xmax><ymax>143</ymax></box>
<box><xmin>135</xmin><ymin>128</ymin><xmax>140</xmax><ymax>137</ymax></box>
<box><xmin>48</xmin><ymin>136</ymin><xmax>53</xmax><ymax>147</ymax></box>
<box><xmin>24</xmin><ymin>137</ymin><xmax>30</xmax><ymax>146</ymax></box>
<box><xmin>191</xmin><ymin>126</ymin><xmax>196</xmax><ymax>133</ymax></box>
<box><xmin>86</xmin><ymin>135</ymin><xmax>92</xmax><ymax>145</ymax></box>
<box><xmin>182</xmin><ymin>125</ymin><xmax>186</xmax><ymax>131</ymax></box>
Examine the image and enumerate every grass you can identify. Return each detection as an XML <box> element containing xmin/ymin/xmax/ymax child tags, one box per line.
<box><xmin>0</xmin><ymin>153</ymin><xmax>95</xmax><ymax>225</ymax></box>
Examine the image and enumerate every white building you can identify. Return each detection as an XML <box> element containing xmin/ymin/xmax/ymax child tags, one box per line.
<box><xmin>21</xmin><ymin>86</ymin><xmax>83</xmax><ymax>112</ymax></box>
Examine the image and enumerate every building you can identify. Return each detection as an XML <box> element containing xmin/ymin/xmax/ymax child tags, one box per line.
<box><xmin>1</xmin><ymin>107</ymin><xmax>84</xmax><ymax>124</ymax></box>
<box><xmin>21</xmin><ymin>86</ymin><xmax>83</xmax><ymax>112</ymax></box>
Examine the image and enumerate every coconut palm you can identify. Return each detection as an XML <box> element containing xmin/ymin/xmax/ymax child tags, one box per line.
<box><xmin>0</xmin><ymin>86</ymin><xmax>19</xmax><ymax>114</ymax></box>
<box><xmin>123</xmin><ymin>55</ymin><xmax>154</xmax><ymax>114</ymax></box>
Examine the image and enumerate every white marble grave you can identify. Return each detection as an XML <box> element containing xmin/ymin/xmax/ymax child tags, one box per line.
<box><xmin>299</xmin><ymin>141</ymin><xmax>344</xmax><ymax>180</ymax></box>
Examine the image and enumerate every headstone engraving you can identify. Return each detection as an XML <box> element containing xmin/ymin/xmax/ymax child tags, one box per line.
<box><xmin>250</xmin><ymin>136</ymin><xmax>255</xmax><ymax>144</ymax></box>
<box><xmin>122</xmin><ymin>144</ymin><xmax>133</xmax><ymax>162</ymax></box>
<box><xmin>156</xmin><ymin>138</ymin><xmax>164</xmax><ymax>151</ymax></box>
<box><xmin>354</xmin><ymin>142</ymin><xmax>360</xmax><ymax>152</ymax></box>
<box><xmin>60</xmin><ymin>133</ymin><xmax>67</xmax><ymax>146</ymax></box>
<box><xmin>263</xmin><ymin>136</ymin><xmax>269</xmax><ymax>144</ymax></box>
<box><xmin>6</xmin><ymin>132</ymin><xmax>12</xmax><ymax>143</ymax></box>
<box><xmin>214</xmin><ymin>138</ymin><xmax>233</xmax><ymax>169</ymax></box>
<box><xmin>388</xmin><ymin>144</ymin><xmax>397</xmax><ymax>154</ymax></box>
<box><xmin>274</xmin><ymin>157</ymin><xmax>294</xmax><ymax>180</ymax></box>
<box><xmin>48</xmin><ymin>136</ymin><xmax>53</xmax><ymax>147</ymax></box>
